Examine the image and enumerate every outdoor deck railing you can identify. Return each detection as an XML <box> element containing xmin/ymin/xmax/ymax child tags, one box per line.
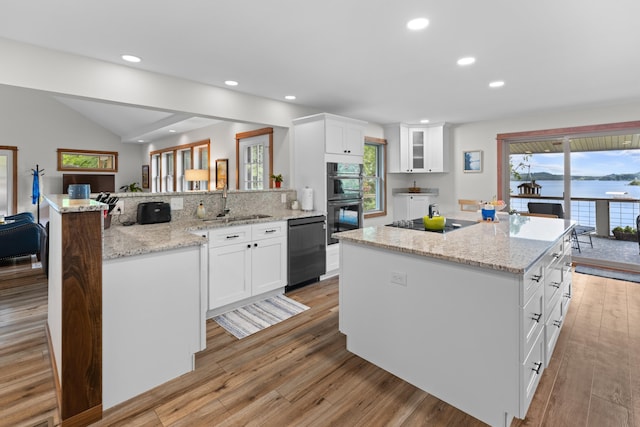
<box><xmin>509</xmin><ymin>195</ymin><xmax>640</xmax><ymax>236</ymax></box>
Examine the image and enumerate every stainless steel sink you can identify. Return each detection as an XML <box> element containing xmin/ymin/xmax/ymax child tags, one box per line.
<box><xmin>203</xmin><ymin>214</ymin><xmax>272</xmax><ymax>222</ymax></box>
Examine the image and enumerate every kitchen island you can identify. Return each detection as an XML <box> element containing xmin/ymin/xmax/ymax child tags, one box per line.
<box><xmin>334</xmin><ymin>213</ymin><xmax>575</xmax><ymax>427</ymax></box>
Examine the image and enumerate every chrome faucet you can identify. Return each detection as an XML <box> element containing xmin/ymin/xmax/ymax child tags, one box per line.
<box><xmin>218</xmin><ymin>185</ymin><xmax>230</xmax><ymax>217</ymax></box>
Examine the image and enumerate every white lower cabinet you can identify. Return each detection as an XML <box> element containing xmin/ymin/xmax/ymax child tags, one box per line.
<box><xmin>393</xmin><ymin>194</ymin><xmax>431</xmax><ymax>221</ymax></box>
<box><xmin>208</xmin><ymin>221</ymin><xmax>287</xmax><ymax>310</ymax></box>
<box><xmin>521</xmin><ymin>329</ymin><xmax>545</xmax><ymax>412</ymax></box>
<box><xmin>209</xmin><ymin>240</ymin><xmax>252</xmax><ymax>308</ymax></box>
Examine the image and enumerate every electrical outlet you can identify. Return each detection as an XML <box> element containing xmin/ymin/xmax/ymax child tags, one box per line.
<box><xmin>281</xmin><ymin>193</ymin><xmax>286</xmax><ymax>203</ymax></box>
<box><xmin>390</xmin><ymin>271</ymin><xmax>407</xmax><ymax>286</ymax></box>
<box><xmin>112</xmin><ymin>200</ymin><xmax>125</xmax><ymax>215</ymax></box>
<box><xmin>170</xmin><ymin>197</ymin><xmax>184</xmax><ymax>210</ymax></box>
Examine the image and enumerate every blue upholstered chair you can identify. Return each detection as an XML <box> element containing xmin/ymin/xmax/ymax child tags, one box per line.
<box><xmin>0</xmin><ymin>212</ymin><xmax>46</xmax><ymax>260</ymax></box>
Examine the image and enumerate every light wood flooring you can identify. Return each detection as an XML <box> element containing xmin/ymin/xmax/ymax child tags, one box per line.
<box><xmin>1</xmin><ymin>256</ymin><xmax>639</xmax><ymax>426</ymax></box>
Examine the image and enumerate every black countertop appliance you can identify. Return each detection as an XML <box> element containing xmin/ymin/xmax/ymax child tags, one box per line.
<box><xmin>136</xmin><ymin>202</ymin><xmax>171</xmax><ymax>224</ymax></box>
<box><xmin>287</xmin><ymin>215</ymin><xmax>326</xmax><ymax>291</ymax></box>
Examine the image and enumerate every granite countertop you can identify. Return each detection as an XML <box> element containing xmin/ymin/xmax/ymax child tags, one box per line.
<box><xmin>46</xmin><ymin>194</ymin><xmax>108</xmax><ymax>213</ymax></box>
<box><xmin>333</xmin><ymin>211</ymin><xmax>576</xmax><ymax>274</ymax></box>
<box><xmin>103</xmin><ymin>208</ymin><xmax>324</xmax><ymax>260</ymax></box>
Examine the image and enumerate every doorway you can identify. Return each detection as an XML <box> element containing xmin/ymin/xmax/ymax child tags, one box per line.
<box><xmin>0</xmin><ymin>146</ymin><xmax>17</xmax><ymax>215</ymax></box>
<box><xmin>498</xmin><ymin>121</ymin><xmax>640</xmax><ymax>271</ymax></box>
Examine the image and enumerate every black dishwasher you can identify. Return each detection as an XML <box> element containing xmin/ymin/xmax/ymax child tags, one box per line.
<box><xmin>287</xmin><ymin>215</ymin><xmax>326</xmax><ymax>291</ymax></box>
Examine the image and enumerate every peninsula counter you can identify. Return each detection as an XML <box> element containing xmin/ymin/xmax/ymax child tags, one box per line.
<box><xmin>334</xmin><ymin>213</ymin><xmax>575</xmax><ymax>427</ymax></box>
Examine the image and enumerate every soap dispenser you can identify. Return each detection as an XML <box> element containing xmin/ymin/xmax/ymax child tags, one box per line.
<box><xmin>196</xmin><ymin>200</ymin><xmax>206</xmax><ymax>219</ymax></box>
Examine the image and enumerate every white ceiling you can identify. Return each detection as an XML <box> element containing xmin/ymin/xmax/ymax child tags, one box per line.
<box><xmin>2</xmin><ymin>0</ymin><xmax>640</xmax><ymax>141</ymax></box>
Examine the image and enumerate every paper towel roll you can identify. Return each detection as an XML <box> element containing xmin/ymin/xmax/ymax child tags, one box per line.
<box><xmin>300</xmin><ymin>187</ymin><xmax>314</xmax><ymax>211</ymax></box>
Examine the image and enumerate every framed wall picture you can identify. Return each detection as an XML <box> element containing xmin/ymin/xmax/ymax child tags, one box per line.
<box><xmin>463</xmin><ymin>150</ymin><xmax>483</xmax><ymax>173</ymax></box>
<box><xmin>216</xmin><ymin>158</ymin><xmax>228</xmax><ymax>189</ymax></box>
<box><xmin>141</xmin><ymin>164</ymin><xmax>149</xmax><ymax>189</ymax></box>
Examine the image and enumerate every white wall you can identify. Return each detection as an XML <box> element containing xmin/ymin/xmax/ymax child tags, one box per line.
<box><xmin>0</xmin><ymin>85</ymin><xmax>142</xmax><ymax>214</ymax></box>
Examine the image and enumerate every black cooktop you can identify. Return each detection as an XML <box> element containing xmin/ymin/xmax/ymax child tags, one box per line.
<box><xmin>386</xmin><ymin>218</ymin><xmax>478</xmax><ymax>233</ymax></box>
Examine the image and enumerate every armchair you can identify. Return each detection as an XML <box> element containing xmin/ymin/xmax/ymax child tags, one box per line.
<box><xmin>0</xmin><ymin>212</ymin><xmax>45</xmax><ymax>260</ymax></box>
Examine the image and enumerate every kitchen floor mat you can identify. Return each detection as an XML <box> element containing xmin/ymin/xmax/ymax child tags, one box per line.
<box><xmin>213</xmin><ymin>295</ymin><xmax>309</xmax><ymax>339</ymax></box>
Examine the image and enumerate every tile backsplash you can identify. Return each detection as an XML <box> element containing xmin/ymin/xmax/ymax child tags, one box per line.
<box><xmin>110</xmin><ymin>189</ymin><xmax>296</xmax><ymax>224</ymax></box>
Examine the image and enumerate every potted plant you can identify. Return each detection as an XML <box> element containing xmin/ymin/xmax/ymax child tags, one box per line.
<box><xmin>270</xmin><ymin>174</ymin><xmax>283</xmax><ymax>188</ymax></box>
<box><xmin>119</xmin><ymin>182</ymin><xmax>143</xmax><ymax>192</ymax></box>
<box><xmin>612</xmin><ymin>225</ymin><xmax>638</xmax><ymax>242</ymax></box>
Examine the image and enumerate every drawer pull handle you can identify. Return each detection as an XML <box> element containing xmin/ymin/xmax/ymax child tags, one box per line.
<box><xmin>553</xmin><ymin>320</ymin><xmax>563</xmax><ymax>328</ymax></box>
<box><xmin>532</xmin><ymin>362</ymin><xmax>543</xmax><ymax>375</ymax></box>
<box><xmin>552</xmin><ymin>252</ymin><xmax>561</xmax><ymax>259</ymax></box>
<box><xmin>550</xmin><ymin>282</ymin><xmax>561</xmax><ymax>288</ymax></box>
<box><xmin>565</xmin><ymin>262</ymin><xmax>572</xmax><ymax>268</ymax></box>
<box><xmin>532</xmin><ymin>313</ymin><xmax>542</xmax><ymax>323</ymax></box>
<box><xmin>265</xmin><ymin>229</ymin><xmax>277</xmax><ymax>233</ymax></box>
<box><xmin>564</xmin><ymin>293</ymin><xmax>571</xmax><ymax>299</ymax></box>
<box><xmin>226</xmin><ymin>234</ymin><xmax>240</xmax><ymax>239</ymax></box>
<box><xmin>531</xmin><ymin>274</ymin><xmax>542</xmax><ymax>282</ymax></box>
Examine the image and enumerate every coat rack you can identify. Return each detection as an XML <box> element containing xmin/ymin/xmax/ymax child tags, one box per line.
<box><xmin>31</xmin><ymin>164</ymin><xmax>44</xmax><ymax>224</ymax></box>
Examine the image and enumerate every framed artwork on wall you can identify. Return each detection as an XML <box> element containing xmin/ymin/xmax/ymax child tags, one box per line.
<box><xmin>141</xmin><ymin>165</ymin><xmax>149</xmax><ymax>189</ymax></box>
<box><xmin>463</xmin><ymin>150</ymin><xmax>483</xmax><ymax>173</ymax></box>
<box><xmin>216</xmin><ymin>159</ymin><xmax>228</xmax><ymax>189</ymax></box>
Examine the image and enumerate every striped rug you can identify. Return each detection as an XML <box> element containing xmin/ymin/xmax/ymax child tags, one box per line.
<box><xmin>213</xmin><ymin>295</ymin><xmax>310</xmax><ymax>339</ymax></box>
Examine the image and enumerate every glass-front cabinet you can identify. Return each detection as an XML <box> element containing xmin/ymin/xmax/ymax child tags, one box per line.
<box><xmin>386</xmin><ymin>123</ymin><xmax>449</xmax><ymax>173</ymax></box>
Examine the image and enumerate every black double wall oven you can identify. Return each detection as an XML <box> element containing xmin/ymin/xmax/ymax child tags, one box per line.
<box><xmin>326</xmin><ymin>162</ymin><xmax>364</xmax><ymax>245</ymax></box>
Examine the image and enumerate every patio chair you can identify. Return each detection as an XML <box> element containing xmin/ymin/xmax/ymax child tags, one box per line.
<box><xmin>527</xmin><ymin>202</ymin><xmax>594</xmax><ymax>253</ymax></box>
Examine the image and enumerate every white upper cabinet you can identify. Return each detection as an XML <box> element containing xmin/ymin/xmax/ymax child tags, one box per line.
<box><xmin>325</xmin><ymin>117</ymin><xmax>365</xmax><ymax>156</ymax></box>
<box><xmin>293</xmin><ymin>113</ymin><xmax>367</xmax><ymax>160</ymax></box>
<box><xmin>385</xmin><ymin>123</ymin><xmax>450</xmax><ymax>173</ymax></box>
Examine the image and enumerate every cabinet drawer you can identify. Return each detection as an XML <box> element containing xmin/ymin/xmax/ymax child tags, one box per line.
<box><xmin>522</xmin><ymin>261</ymin><xmax>543</xmax><ymax>306</ymax></box>
<box><xmin>208</xmin><ymin>225</ymin><xmax>251</xmax><ymax>247</ymax></box>
<box><xmin>562</xmin><ymin>255</ymin><xmax>572</xmax><ymax>282</ymax></box>
<box><xmin>562</xmin><ymin>280</ymin><xmax>572</xmax><ymax>314</ymax></box>
<box><xmin>545</xmin><ymin>242</ymin><xmax>563</xmax><ymax>268</ymax></box>
<box><xmin>563</xmin><ymin>230</ymin><xmax>572</xmax><ymax>252</ymax></box>
<box><xmin>545</xmin><ymin>260</ymin><xmax>563</xmax><ymax>316</ymax></box>
<box><xmin>252</xmin><ymin>221</ymin><xmax>286</xmax><ymax>241</ymax></box>
<box><xmin>520</xmin><ymin>329</ymin><xmax>545</xmax><ymax>417</ymax></box>
<box><xmin>521</xmin><ymin>284</ymin><xmax>544</xmax><ymax>360</ymax></box>
<box><xmin>545</xmin><ymin>298</ymin><xmax>564</xmax><ymax>366</ymax></box>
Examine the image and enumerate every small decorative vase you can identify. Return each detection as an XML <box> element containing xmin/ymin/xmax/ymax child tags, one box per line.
<box><xmin>196</xmin><ymin>201</ymin><xmax>206</xmax><ymax>219</ymax></box>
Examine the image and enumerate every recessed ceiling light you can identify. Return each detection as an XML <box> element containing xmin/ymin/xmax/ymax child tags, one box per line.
<box><xmin>225</xmin><ymin>80</ymin><xmax>238</xmax><ymax>86</ymax></box>
<box><xmin>407</xmin><ymin>18</ymin><xmax>429</xmax><ymax>30</ymax></box>
<box><xmin>285</xmin><ymin>95</ymin><xmax>296</xmax><ymax>100</ymax></box>
<box><xmin>420</xmin><ymin>119</ymin><xmax>430</xmax><ymax>124</ymax></box>
<box><xmin>169</xmin><ymin>129</ymin><xmax>176</xmax><ymax>133</ymax></box>
<box><xmin>489</xmin><ymin>81</ymin><xmax>505</xmax><ymax>88</ymax></box>
<box><xmin>121</xmin><ymin>54</ymin><xmax>141</xmax><ymax>63</ymax></box>
<box><xmin>137</xmin><ymin>139</ymin><xmax>145</xmax><ymax>143</ymax></box>
<box><xmin>457</xmin><ymin>57</ymin><xmax>475</xmax><ymax>66</ymax></box>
